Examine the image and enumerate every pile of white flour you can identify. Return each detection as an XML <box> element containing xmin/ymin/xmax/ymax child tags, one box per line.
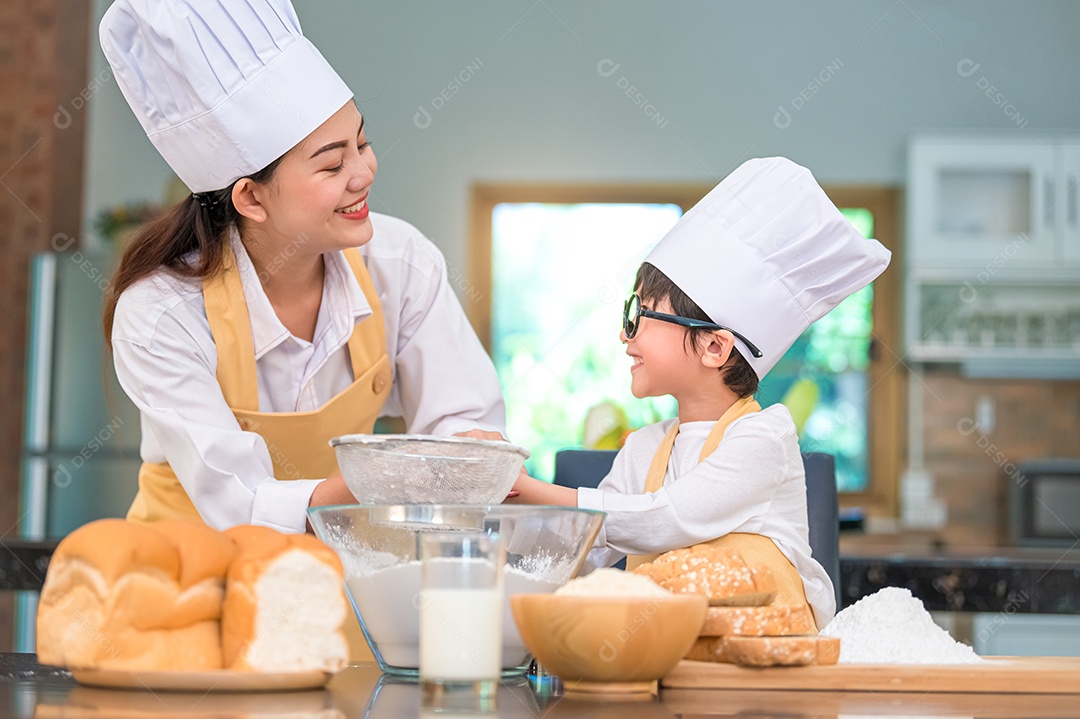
<box><xmin>821</xmin><ymin>587</ymin><xmax>983</xmax><ymax>664</ymax></box>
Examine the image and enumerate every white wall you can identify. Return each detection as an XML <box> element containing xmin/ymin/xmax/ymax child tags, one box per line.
<box><xmin>83</xmin><ymin>0</ymin><xmax>1080</xmax><ymax>278</ymax></box>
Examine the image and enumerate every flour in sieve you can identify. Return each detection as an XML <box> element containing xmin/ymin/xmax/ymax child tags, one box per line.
<box><xmin>821</xmin><ymin>587</ymin><xmax>983</xmax><ymax>664</ymax></box>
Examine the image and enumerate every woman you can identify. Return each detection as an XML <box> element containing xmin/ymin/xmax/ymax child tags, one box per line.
<box><xmin>100</xmin><ymin>0</ymin><xmax>505</xmax><ymax>533</ymax></box>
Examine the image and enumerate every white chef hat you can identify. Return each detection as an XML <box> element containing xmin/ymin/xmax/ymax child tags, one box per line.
<box><xmin>644</xmin><ymin>157</ymin><xmax>891</xmax><ymax>379</ymax></box>
<box><xmin>100</xmin><ymin>0</ymin><xmax>353</xmax><ymax>194</ymax></box>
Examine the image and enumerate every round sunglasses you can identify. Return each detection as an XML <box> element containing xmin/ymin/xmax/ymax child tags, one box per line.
<box><xmin>622</xmin><ymin>293</ymin><xmax>763</xmax><ymax>358</ymax></box>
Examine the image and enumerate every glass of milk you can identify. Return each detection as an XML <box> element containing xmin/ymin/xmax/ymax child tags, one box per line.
<box><xmin>419</xmin><ymin>531</ymin><xmax>505</xmax><ymax>709</ymax></box>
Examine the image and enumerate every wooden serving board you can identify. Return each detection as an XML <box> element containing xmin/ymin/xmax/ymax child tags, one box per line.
<box><xmin>661</xmin><ymin>657</ymin><xmax>1080</xmax><ymax>694</ymax></box>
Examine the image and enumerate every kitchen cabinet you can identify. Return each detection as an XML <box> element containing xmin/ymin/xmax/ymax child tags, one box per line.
<box><xmin>908</xmin><ymin>137</ymin><xmax>1059</xmax><ymax>268</ymax></box>
<box><xmin>905</xmin><ymin>135</ymin><xmax>1080</xmax><ymax>374</ymax></box>
<box><xmin>903</xmin><ymin>274</ymin><xmax>1080</xmax><ymax>364</ymax></box>
<box><xmin>1062</xmin><ymin>143</ymin><xmax>1080</xmax><ymax>264</ymax></box>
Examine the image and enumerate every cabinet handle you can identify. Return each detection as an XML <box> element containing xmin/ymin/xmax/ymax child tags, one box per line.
<box><xmin>1069</xmin><ymin>172</ymin><xmax>1078</xmax><ymax>229</ymax></box>
<box><xmin>1045</xmin><ymin>176</ymin><xmax>1055</xmax><ymax>230</ymax></box>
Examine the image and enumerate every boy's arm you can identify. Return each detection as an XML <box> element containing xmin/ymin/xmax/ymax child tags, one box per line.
<box><xmin>507</xmin><ymin>473</ymin><xmax>578</xmax><ymax>506</ymax></box>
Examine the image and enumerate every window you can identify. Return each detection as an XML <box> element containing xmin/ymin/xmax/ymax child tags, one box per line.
<box><xmin>490</xmin><ymin>201</ymin><xmax>682</xmax><ymax>480</ymax></box>
<box><xmin>469</xmin><ymin>184</ymin><xmax>902</xmax><ymax>514</ymax></box>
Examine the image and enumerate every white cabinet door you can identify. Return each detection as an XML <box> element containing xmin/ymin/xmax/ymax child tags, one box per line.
<box><xmin>1060</xmin><ymin>143</ymin><xmax>1080</xmax><ymax>264</ymax></box>
<box><xmin>909</xmin><ymin>139</ymin><xmax>1058</xmax><ymax>268</ymax></box>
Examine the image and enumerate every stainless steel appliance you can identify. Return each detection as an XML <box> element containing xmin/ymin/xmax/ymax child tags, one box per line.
<box><xmin>1010</xmin><ymin>459</ymin><xmax>1080</xmax><ymax>546</ymax></box>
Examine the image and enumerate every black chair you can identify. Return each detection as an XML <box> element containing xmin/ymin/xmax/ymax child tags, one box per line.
<box><xmin>553</xmin><ymin>448</ymin><xmax>842</xmax><ymax>606</ymax></box>
<box><xmin>801</xmin><ymin>451</ymin><xmax>841</xmax><ymax>608</ymax></box>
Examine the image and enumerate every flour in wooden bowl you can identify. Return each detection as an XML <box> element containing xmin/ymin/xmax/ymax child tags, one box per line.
<box><xmin>554</xmin><ymin>568</ymin><xmax>672</xmax><ymax>597</ymax></box>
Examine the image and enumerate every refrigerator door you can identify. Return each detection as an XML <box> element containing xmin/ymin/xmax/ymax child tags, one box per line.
<box><xmin>17</xmin><ymin>253</ymin><xmax>144</xmax><ymax>650</ymax></box>
<box><xmin>21</xmin><ymin>252</ymin><xmax>142</xmax><ymax>540</ymax></box>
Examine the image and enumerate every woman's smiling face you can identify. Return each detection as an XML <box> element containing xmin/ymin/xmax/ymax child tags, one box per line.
<box><xmin>249</xmin><ymin>101</ymin><xmax>378</xmax><ymax>253</ymax></box>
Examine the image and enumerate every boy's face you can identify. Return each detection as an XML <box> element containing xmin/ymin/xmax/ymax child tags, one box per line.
<box><xmin>622</xmin><ymin>296</ymin><xmax>706</xmax><ymax>400</ymax></box>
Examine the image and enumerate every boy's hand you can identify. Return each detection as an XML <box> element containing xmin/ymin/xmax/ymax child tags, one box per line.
<box><xmin>506</xmin><ymin>470</ymin><xmax>578</xmax><ymax>507</ymax></box>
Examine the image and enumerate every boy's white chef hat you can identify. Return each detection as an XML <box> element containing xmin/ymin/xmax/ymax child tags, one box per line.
<box><xmin>100</xmin><ymin>0</ymin><xmax>352</xmax><ymax>194</ymax></box>
<box><xmin>644</xmin><ymin>157</ymin><xmax>891</xmax><ymax>380</ymax></box>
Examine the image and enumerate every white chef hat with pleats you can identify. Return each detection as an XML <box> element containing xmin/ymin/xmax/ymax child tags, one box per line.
<box><xmin>644</xmin><ymin>157</ymin><xmax>891</xmax><ymax>380</ymax></box>
<box><xmin>100</xmin><ymin>0</ymin><xmax>353</xmax><ymax>193</ymax></box>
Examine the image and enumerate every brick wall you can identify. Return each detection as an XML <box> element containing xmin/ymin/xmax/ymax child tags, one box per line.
<box><xmin>0</xmin><ymin>0</ymin><xmax>89</xmax><ymax>650</ymax></box>
<box><xmin>921</xmin><ymin>370</ymin><xmax>1080</xmax><ymax>547</ymax></box>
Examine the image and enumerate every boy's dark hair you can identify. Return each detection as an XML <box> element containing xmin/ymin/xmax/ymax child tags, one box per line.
<box><xmin>635</xmin><ymin>262</ymin><xmax>759</xmax><ymax>398</ymax></box>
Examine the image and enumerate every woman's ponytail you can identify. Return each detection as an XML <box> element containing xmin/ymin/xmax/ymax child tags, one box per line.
<box><xmin>102</xmin><ymin>157</ymin><xmax>284</xmax><ymax>346</ymax></box>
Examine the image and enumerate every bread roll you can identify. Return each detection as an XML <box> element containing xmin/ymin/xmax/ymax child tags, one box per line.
<box><xmin>699</xmin><ymin>604</ymin><xmax>817</xmax><ymax>637</ymax></box>
<box><xmin>633</xmin><ymin>545</ymin><xmax>777</xmax><ymax>606</ymax></box>
<box><xmin>36</xmin><ymin>519</ymin><xmax>185</xmax><ymax>669</ymax></box>
<box><xmin>222</xmin><ymin>529</ymin><xmax>348</xmax><ymax>673</ymax></box>
<box><xmin>99</xmin><ymin>621</ymin><xmax>223</xmax><ymax>672</ymax></box>
<box><xmin>150</xmin><ymin>520</ymin><xmax>237</xmax><ymax>628</ymax></box>
<box><xmin>688</xmin><ymin>635</ymin><xmax>840</xmax><ymax>667</ymax></box>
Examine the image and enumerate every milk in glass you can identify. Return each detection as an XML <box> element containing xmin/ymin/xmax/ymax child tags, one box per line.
<box><xmin>419</xmin><ymin>586</ymin><xmax>502</xmax><ymax>680</ymax></box>
<box><xmin>419</xmin><ymin>534</ymin><xmax>504</xmax><ymax>704</ymax></box>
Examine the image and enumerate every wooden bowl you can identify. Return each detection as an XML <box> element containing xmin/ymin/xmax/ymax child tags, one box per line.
<box><xmin>510</xmin><ymin>593</ymin><xmax>707</xmax><ymax>695</ymax></box>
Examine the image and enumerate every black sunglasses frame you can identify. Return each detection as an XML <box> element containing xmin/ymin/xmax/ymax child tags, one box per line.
<box><xmin>623</xmin><ymin>294</ymin><xmax>764</xmax><ymax>359</ymax></box>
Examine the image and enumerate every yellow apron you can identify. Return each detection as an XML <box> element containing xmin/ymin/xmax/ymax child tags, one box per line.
<box><xmin>127</xmin><ymin>242</ymin><xmax>392</xmax><ymax>661</ymax></box>
<box><xmin>625</xmin><ymin>397</ymin><xmax>812</xmax><ymax>612</ymax></box>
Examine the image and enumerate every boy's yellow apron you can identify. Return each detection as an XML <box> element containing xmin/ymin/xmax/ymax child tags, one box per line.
<box><xmin>127</xmin><ymin>243</ymin><xmax>391</xmax><ymax>662</ymax></box>
<box><xmin>625</xmin><ymin>397</ymin><xmax>812</xmax><ymax>615</ymax></box>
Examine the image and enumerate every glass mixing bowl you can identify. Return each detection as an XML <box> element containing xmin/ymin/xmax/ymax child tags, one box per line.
<box><xmin>307</xmin><ymin>504</ymin><xmax>604</xmax><ymax>677</ymax></box>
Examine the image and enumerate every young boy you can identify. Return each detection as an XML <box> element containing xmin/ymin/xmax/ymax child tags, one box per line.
<box><xmin>511</xmin><ymin>157</ymin><xmax>891</xmax><ymax>628</ymax></box>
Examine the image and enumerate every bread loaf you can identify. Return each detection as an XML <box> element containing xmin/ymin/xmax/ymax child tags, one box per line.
<box><xmin>36</xmin><ymin>519</ymin><xmax>348</xmax><ymax>674</ymax></box>
<box><xmin>150</xmin><ymin>520</ymin><xmax>237</xmax><ymax>628</ymax></box>
<box><xmin>222</xmin><ymin>527</ymin><xmax>348</xmax><ymax>673</ymax></box>
<box><xmin>35</xmin><ymin>519</ymin><xmax>204</xmax><ymax>670</ymax></box>
<box><xmin>699</xmin><ymin>604</ymin><xmax>817</xmax><ymax>637</ymax></box>
<box><xmin>632</xmin><ymin>544</ymin><xmax>777</xmax><ymax>606</ymax></box>
<box><xmin>693</xmin><ymin>635</ymin><xmax>840</xmax><ymax>667</ymax></box>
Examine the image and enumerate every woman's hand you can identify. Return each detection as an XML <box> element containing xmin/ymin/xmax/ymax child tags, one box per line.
<box><xmin>449</xmin><ymin>430</ymin><xmax>574</xmax><ymax>504</ymax></box>
<box><xmin>306</xmin><ymin>473</ymin><xmax>358</xmax><ymax>533</ymax></box>
<box><xmin>452</xmin><ymin>429</ymin><xmax>507</xmax><ymax>442</ymax></box>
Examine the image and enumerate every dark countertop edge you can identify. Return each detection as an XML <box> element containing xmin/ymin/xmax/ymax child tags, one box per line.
<box><xmin>0</xmin><ymin>541</ymin><xmax>59</xmax><ymax>592</ymax></box>
<box><xmin>841</xmin><ymin>553</ymin><xmax>1080</xmax><ymax>570</ymax></box>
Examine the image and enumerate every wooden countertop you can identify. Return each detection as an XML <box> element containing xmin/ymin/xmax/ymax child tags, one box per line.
<box><xmin>6</xmin><ymin>655</ymin><xmax>1080</xmax><ymax>718</ymax></box>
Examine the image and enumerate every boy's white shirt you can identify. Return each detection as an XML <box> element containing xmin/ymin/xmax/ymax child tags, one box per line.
<box><xmin>576</xmin><ymin>404</ymin><xmax>836</xmax><ymax>628</ymax></box>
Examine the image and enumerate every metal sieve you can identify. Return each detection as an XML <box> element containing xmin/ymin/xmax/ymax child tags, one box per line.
<box><xmin>330</xmin><ymin>434</ymin><xmax>529</xmax><ymax>505</ymax></box>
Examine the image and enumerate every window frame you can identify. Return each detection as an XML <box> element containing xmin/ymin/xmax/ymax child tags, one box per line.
<box><xmin>468</xmin><ymin>183</ymin><xmax>904</xmax><ymax>518</ymax></box>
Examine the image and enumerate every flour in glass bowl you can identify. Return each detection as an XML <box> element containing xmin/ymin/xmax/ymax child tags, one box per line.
<box><xmin>821</xmin><ymin>587</ymin><xmax>984</xmax><ymax>664</ymax></box>
<box><xmin>346</xmin><ymin>557</ymin><xmax>565</xmax><ymax>669</ymax></box>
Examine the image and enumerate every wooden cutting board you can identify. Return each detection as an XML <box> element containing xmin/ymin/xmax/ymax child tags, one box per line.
<box><xmin>662</xmin><ymin>657</ymin><xmax>1080</xmax><ymax>694</ymax></box>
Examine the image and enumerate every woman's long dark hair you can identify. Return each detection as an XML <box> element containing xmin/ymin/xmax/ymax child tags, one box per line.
<box><xmin>102</xmin><ymin>158</ymin><xmax>283</xmax><ymax>345</ymax></box>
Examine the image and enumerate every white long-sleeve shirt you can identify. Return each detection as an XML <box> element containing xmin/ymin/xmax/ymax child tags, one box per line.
<box><xmin>576</xmin><ymin>404</ymin><xmax>836</xmax><ymax>628</ymax></box>
<box><xmin>111</xmin><ymin>212</ymin><xmax>506</xmax><ymax>533</ymax></box>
